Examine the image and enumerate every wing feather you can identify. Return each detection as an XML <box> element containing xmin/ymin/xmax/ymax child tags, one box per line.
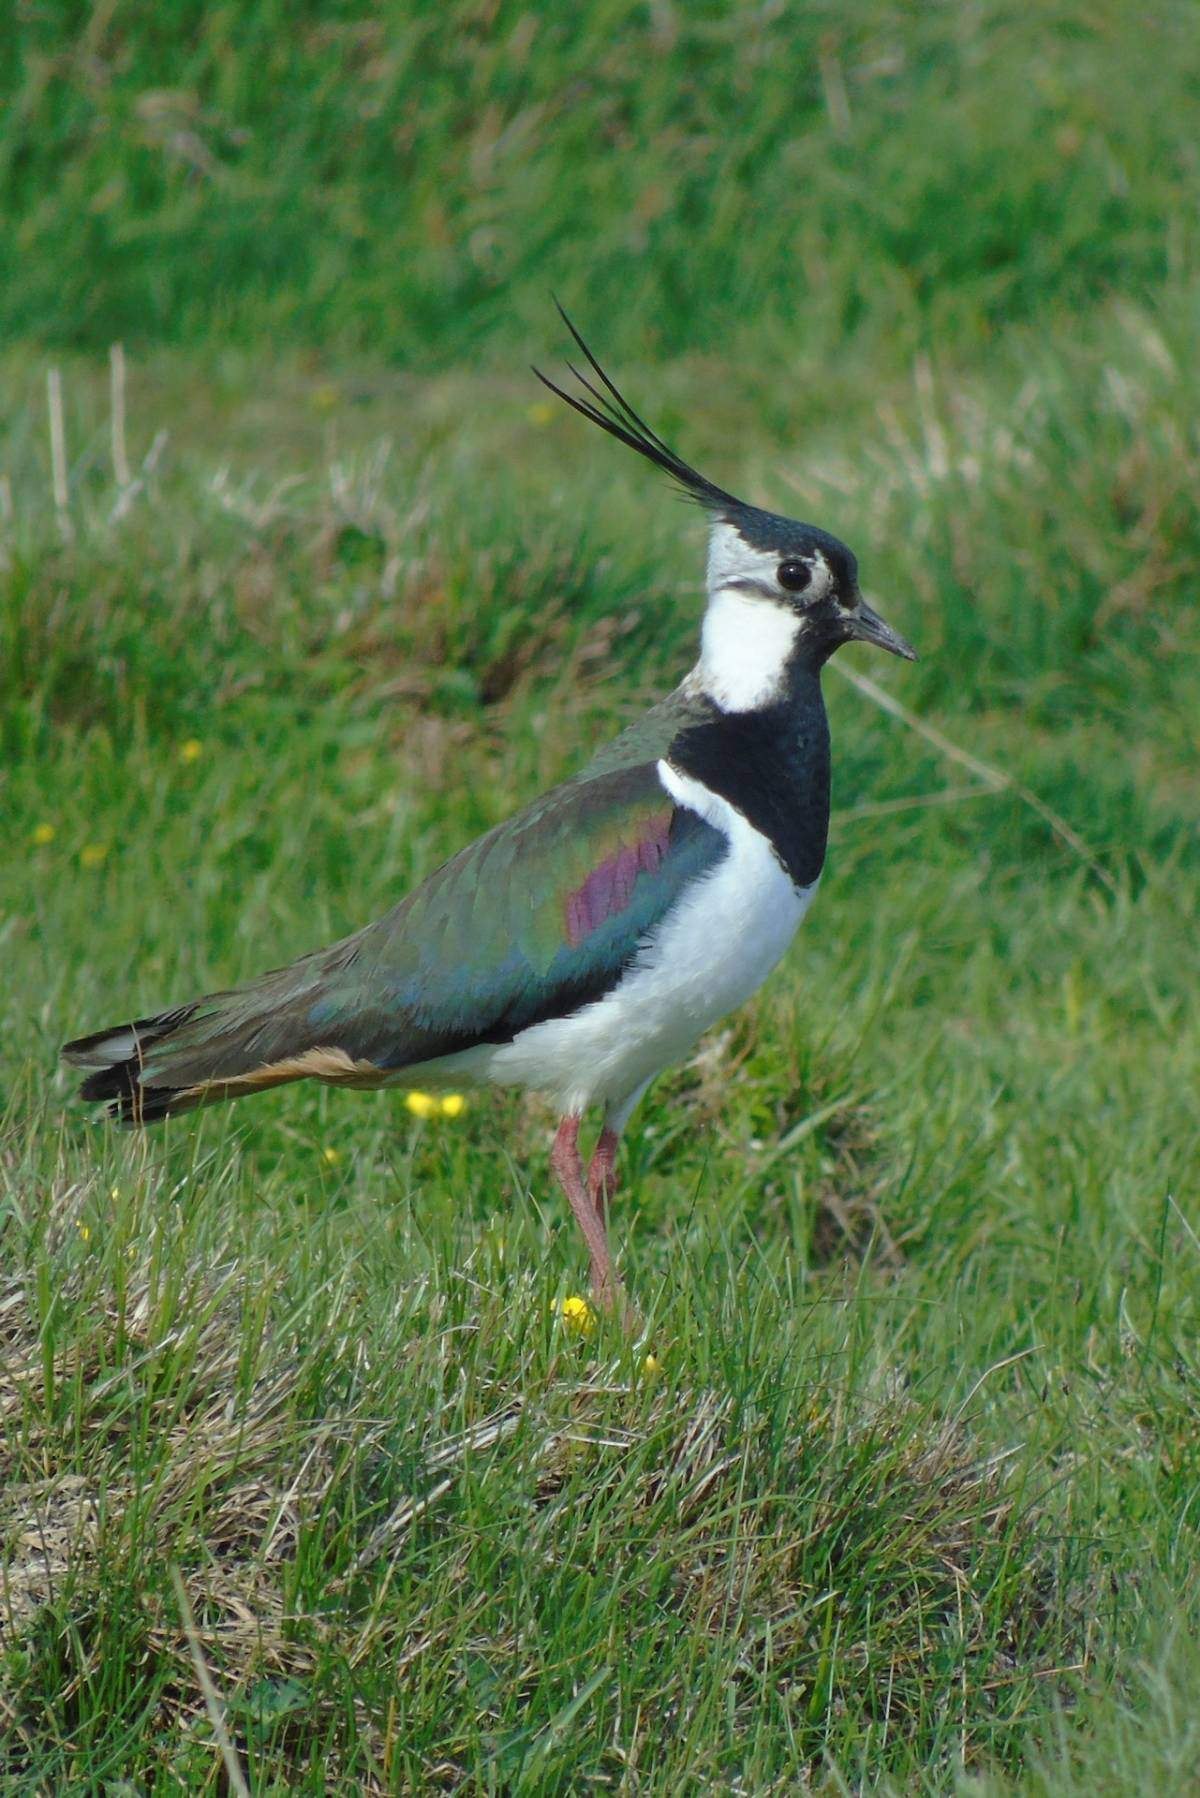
<box><xmin>66</xmin><ymin>688</ymin><xmax>727</xmax><ymax>1117</ymax></box>
<box><xmin>299</xmin><ymin>759</ymin><xmax>725</xmax><ymax>1069</ymax></box>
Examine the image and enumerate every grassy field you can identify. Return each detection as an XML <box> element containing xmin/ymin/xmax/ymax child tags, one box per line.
<box><xmin>3</xmin><ymin>3</ymin><xmax>1200</xmax><ymax>1791</ymax></box>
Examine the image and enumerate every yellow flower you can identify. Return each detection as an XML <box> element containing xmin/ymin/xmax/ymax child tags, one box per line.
<box><xmin>77</xmin><ymin>1221</ymin><xmax>91</xmax><ymax>1243</ymax></box>
<box><xmin>321</xmin><ymin>1146</ymin><xmax>340</xmax><ymax>1166</ymax></box>
<box><xmin>642</xmin><ymin>1353</ymin><xmax>663</xmax><ymax>1378</ymax></box>
<box><xmin>31</xmin><ymin>822</ymin><xmax>56</xmax><ymax>845</ymax></box>
<box><xmin>526</xmin><ymin>402</ymin><xmax>555</xmax><ymax>428</ymax></box>
<box><xmin>178</xmin><ymin>738</ymin><xmax>203</xmax><ymax>764</ymax></box>
<box><xmin>311</xmin><ymin>382</ymin><xmax>341</xmax><ymax>413</ymax></box>
<box><xmin>80</xmin><ymin>843</ymin><xmax>109</xmax><ymax>868</ymax></box>
<box><xmin>406</xmin><ymin>1090</ymin><xmax>466</xmax><ymax>1121</ymax></box>
<box><xmin>553</xmin><ymin>1294</ymin><xmax>597</xmax><ymax>1338</ymax></box>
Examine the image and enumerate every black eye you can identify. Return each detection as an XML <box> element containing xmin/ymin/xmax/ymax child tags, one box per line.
<box><xmin>776</xmin><ymin>559</ymin><xmax>811</xmax><ymax>593</ymax></box>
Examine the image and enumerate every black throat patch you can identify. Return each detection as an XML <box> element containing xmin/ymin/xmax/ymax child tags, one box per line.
<box><xmin>666</xmin><ymin>674</ymin><xmax>832</xmax><ymax>889</ymax></box>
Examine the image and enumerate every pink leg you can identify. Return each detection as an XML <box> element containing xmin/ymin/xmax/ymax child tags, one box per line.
<box><xmin>587</xmin><ymin>1124</ymin><xmax>620</xmax><ymax>1225</ymax></box>
<box><xmin>551</xmin><ymin>1116</ymin><xmax>623</xmax><ymax>1310</ymax></box>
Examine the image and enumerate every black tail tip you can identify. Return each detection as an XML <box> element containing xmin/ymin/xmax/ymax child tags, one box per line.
<box><xmin>63</xmin><ymin>1005</ymin><xmax>197</xmax><ymax>1125</ymax></box>
<box><xmin>74</xmin><ymin>1059</ymin><xmax>182</xmax><ymax>1124</ymax></box>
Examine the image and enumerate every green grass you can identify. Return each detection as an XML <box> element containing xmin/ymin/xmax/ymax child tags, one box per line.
<box><xmin>4</xmin><ymin>1</ymin><xmax>1198</xmax><ymax>376</ymax></box>
<box><xmin>3</xmin><ymin>2</ymin><xmax>1200</xmax><ymax>1790</ymax></box>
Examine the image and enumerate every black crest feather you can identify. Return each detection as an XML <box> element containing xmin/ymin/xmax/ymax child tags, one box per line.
<box><xmin>533</xmin><ymin>302</ymin><xmax>741</xmax><ymax>513</ymax></box>
<box><xmin>534</xmin><ymin>304</ymin><xmax>863</xmax><ymax>572</ymax></box>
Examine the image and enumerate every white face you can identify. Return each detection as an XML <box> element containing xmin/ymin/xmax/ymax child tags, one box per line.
<box><xmin>705</xmin><ymin>521</ymin><xmax>839</xmax><ymax>607</ymax></box>
<box><xmin>697</xmin><ymin>522</ymin><xmax>841</xmax><ymax>711</ymax></box>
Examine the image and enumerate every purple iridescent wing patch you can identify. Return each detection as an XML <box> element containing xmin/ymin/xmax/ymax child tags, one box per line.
<box><xmin>564</xmin><ymin>809</ymin><xmax>673</xmax><ymax>947</ymax></box>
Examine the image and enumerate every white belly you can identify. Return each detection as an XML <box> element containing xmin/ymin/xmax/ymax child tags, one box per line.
<box><xmin>420</xmin><ymin>764</ymin><xmax>818</xmax><ymax>1122</ymax></box>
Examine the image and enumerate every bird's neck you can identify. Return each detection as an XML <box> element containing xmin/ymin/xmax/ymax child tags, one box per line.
<box><xmin>669</xmin><ymin>664</ymin><xmax>832</xmax><ymax>891</ymax></box>
<box><xmin>695</xmin><ymin>587</ymin><xmax>804</xmax><ymax>711</ymax></box>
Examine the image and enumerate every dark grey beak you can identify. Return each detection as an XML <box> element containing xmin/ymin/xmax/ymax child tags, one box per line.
<box><xmin>847</xmin><ymin>597</ymin><xmax>917</xmax><ymax>662</ymax></box>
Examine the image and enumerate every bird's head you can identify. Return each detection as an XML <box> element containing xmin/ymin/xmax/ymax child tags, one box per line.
<box><xmin>536</xmin><ymin>310</ymin><xmax>915</xmax><ymax>712</ymax></box>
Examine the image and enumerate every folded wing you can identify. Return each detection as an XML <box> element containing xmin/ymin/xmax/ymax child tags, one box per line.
<box><xmin>65</xmin><ymin>758</ymin><xmax>727</xmax><ymax>1121</ymax></box>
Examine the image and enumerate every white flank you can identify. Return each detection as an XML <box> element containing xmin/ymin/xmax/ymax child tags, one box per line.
<box><xmin>410</xmin><ymin>764</ymin><xmax>818</xmax><ymax>1127</ymax></box>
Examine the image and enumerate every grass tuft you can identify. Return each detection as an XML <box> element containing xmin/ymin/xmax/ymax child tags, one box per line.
<box><xmin>1</xmin><ymin>1169</ymin><xmax>1064</xmax><ymax>1789</ymax></box>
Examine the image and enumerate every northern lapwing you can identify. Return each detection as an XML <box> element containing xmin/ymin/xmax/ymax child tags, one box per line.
<box><xmin>64</xmin><ymin>314</ymin><xmax>915</xmax><ymax>1314</ymax></box>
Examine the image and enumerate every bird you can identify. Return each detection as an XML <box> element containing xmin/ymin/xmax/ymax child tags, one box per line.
<box><xmin>63</xmin><ymin>311</ymin><xmax>915</xmax><ymax>1317</ymax></box>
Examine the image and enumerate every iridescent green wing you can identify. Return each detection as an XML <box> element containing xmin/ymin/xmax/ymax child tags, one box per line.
<box><xmin>304</xmin><ymin>742</ymin><xmax>726</xmax><ymax>1068</ymax></box>
<box><xmin>90</xmin><ymin>687</ymin><xmax>724</xmax><ymax>1096</ymax></box>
